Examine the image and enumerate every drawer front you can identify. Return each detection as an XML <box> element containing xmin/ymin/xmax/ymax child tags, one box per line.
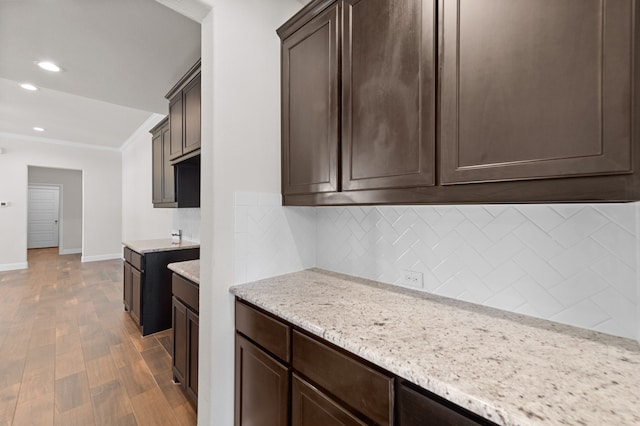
<box><xmin>398</xmin><ymin>381</ymin><xmax>489</xmax><ymax>426</ymax></box>
<box><xmin>130</xmin><ymin>251</ymin><xmax>143</xmax><ymax>271</ymax></box>
<box><xmin>235</xmin><ymin>300</ymin><xmax>290</xmax><ymax>363</ymax></box>
<box><xmin>123</xmin><ymin>247</ymin><xmax>132</xmax><ymax>263</ymax></box>
<box><xmin>172</xmin><ymin>273</ymin><xmax>199</xmax><ymax>312</ymax></box>
<box><xmin>293</xmin><ymin>331</ymin><xmax>393</xmax><ymax>426</ymax></box>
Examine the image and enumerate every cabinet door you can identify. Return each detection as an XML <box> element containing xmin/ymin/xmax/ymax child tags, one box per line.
<box><xmin>342</xmin><ymin>0</ymin><xmax>436</xmax><ymax>191</ymax></box>
<box><xmin>152</xmin><ymin>132</ymin><xmax>163</xmax><ymax>204</ymax></box>
<box><xmin>235</xmin><ymin>334</ymin><xmax>289</xmax><ymax>426</ymax></box>
<box><xmin>162</xmin><ymin>126</ymin><xmax>176</xmax><ymax>203</ymax></box>
<box><xmin>186</xmin><ymin>309</ymin><xmax>199</xmax><ymax>406</ymax></box>
<box><xmin>183</xmin><ymin>74</ymin><xmax>201</xmax><ymax>155</ymax></box>
<box><xmin>281</xmin><ymin>3</ymin><xmax>340</xmax><ymax>195</ymax></box>
<box><xmin>172</xmin><ymin>296</ymin><xmax>187</xmax><ymax>387</ymax></box>
<box><xmin>169</xmin><ymin>94</ymin><xmax>184</xmax><ymax>160</ymax></box>
<box><xmin>123</xmin><ymin>262</ymin><xmax>132</xmax><ymax>311</ymax></box>
<box><xmin>130</xmin><ymin>267</ymin><xmax>142</xmax><ymax>326</ymax></box>
<box><xmin>292</xmin><ymin>374</ymin><xmax>366</xmax><ymax>426</ymax></box>
<box><xmin>440</xmin><ymin>0</ymin><xmax>633</xmax><ymax>184</ymax></box>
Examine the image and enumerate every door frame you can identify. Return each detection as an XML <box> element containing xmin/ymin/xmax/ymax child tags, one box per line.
<box><xmin>27</xmin><ymin>183</ymin><xmax>64</xmax><ymax>253</ymax></box>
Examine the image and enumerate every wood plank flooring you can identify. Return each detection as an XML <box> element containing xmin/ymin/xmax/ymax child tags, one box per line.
<box><xmin>0</xmin><ymin>248</ymin><xmax>197</xmax><ymax>426</ymax></box>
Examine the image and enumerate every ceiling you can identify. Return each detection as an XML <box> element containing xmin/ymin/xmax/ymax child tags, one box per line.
<box><xmin>0</xmin><ymin>0</ymin><xmax>201</xmax><ymax>150</ymax></box>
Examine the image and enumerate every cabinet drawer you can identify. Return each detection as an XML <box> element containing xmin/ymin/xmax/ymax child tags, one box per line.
<box><xmin>235</xmin><ymin>300</ymin><xmax>290</xmax><ymax>363</ymax></box>
<box><xmin>130</xmin><ymin>251</ymin><xmax>143</xmax><ymax>271</ymax></box>
<box><xmin>123</xmin><ymin>247</ymin><xmax>132</xmax><ymax>263</ymax></box>
<box><xmin>398</xmin><ymin>381</ymin><xmax>491</xmax><ymax>426</ymax></box>
<box><xmin>292</xmin><ymin>331</ymin><xmax>393</xmax><ymax>426</ymax></box>
<box><xmin>172</xmin><ymin>273</ymin><xmax>199</xmax><ymax>312</ymax></box>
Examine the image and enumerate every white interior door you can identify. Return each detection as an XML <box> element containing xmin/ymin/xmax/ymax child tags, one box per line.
<box><xmin>28</xmin><ymin>186</ymin><xmax>60</xmax><ymax>249</ymax></box>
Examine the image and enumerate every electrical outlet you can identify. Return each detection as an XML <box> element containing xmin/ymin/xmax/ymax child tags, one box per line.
<box><xmin>400</xmin><ymin>270</ymin><xmax>423</xmax><ymax>288</ymax></box>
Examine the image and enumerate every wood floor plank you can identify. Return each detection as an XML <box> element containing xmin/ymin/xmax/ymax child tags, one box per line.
<box><xmin>118</xmin><ymin>360</ymin><xmax>156</xmax><ymax>398</ymax></box>
<box><xmin>54</xmin><ymin>371</ymin><xmax>91</xmax><ymax>413</ymax></box>
<box><xmin>12</xmin><ymin>393</ymin><xmax>54</xmax><ymax>426</ymax></box>
<box><xmin>0</xmin><ymin>248</ymin><xmax>196</xmax><ymax>426</ymax></box>
<box><xmin>90</xmin><ymin>380</ymin><xmax>135</xmax><ymax>426</ymax></box>
<box><xmin>0</xmin><ymin>360</ymin><xmax>25</xmax><ymax>390</ymax></box>
<box><xmin>0</xmin><ymin>384</ymin><xmax>20</xmax><ymax>423</ymax></box>
<box><xmin>173</xmin><ymin>402</ymin><xmax>198</xmax><ymax>426</ymax></box>
<box><xmin>55</xmin><ymin>348</ymin><xmax>86</xmax><ymax>380</ymax></box>
<box><xmin>141</xmin><ymin>346</ymin><xmax>172</xmax><ymax>378</ymax></box>
<box><xmin>56</xmin><ymin>332</ymin><xmax>82</xmax><ymax>356</ymax></box>
<box><xmin>18</xmin><ymin>366</ymin><xmax>54</xmax><ymax>403</ymax></box>
<box><xmin>23</xmin><ymin>344</ymin><xmax>55</xmax><ymax>377</ymax></box>
<box><xmin>54</xmin><ymin>402</ymin><xmax>95</xmax><ymax>426</ymax></box>
<box><xmin>130</xmin><ymin>388</ymin><xmax>179</xmax><ymax>426</ymax></box>
<box><xmin>86</xmin><ymin>356</ymin><xmax>119</xmax><ymax>390</ymax></box>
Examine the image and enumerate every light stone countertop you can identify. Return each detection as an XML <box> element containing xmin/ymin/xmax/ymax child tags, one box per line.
<box><xmin>168</xmin><ymin>259</ymin><xmax>200</xmax><ymax>285</ymax></box>
<box><xmin>229</xmin><ymin>268</ymin><xmax>640</xmax><ymax>426</ymax></box>
<box><xmin>123</xmin><ymin>239</ymin><xmax>199</xmax><ymax>254</ymax></box>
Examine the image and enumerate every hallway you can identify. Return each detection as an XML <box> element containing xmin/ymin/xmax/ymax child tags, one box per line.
<box><xmin>0</xmin><ymin>249</ymin><xmax>196</xmax><ymax>425</ymax></box>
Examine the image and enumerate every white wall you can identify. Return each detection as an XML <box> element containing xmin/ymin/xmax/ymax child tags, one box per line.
<box><xmin>121</xmin><ymin>114</ymin><xmax>173</xmax><ymax>242</ymax></box>
<box><xmin>198</xmin><ymin>1</ymin><xmax>301</xmax><ymax>424</ymax></box>
<box><xmin>28</xmin><ymin>166</ymin><xmax>83</xmax><ymax>254</ymax></box>
<box><xmin>0</xmin><ymin>134</ymin><xmax>122</xmax><ymax>270</ymax></box>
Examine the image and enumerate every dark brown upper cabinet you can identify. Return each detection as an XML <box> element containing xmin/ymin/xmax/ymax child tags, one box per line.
<box><xmin>278</xmin><ymin>0</ymin><xmax>640</xmax><ymax>205</ymax></box>
<box><xmin>439</xmin><ymin>0</ymin><xmax>633</xmax><ymax>185</ymax></box>
<box><xmin>150</xmin><ymin>117</ymin><xmax>176</xmax><ymax>207</ymax></box>
<box><xmin>342</xmin><ymin>0</ymin><xmax>435</xmax><ymax>191</ymax></box>
<box><xmin>280</xmin><ymin>3</ymin><xmax>340</xmax><ymax>195</ymax></box>
<box><xmin>150</xmin><ymin>117</ymin><xmax>200</xmax><ymax>208</ymax></box>
<box><xmin>166</xmin><ymin>60</ymin><xmax>201</xmax><ymax>163</ymax></box>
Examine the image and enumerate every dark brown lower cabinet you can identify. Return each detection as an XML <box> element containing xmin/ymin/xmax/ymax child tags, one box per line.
<box><xmin>234</xmin><ymin>299</ymin><xmax>498</xmax><ymax>426</ymax></box>
<box><xmin>235</xmin><ymin>334</ymin><xmax>290</xmax><ymax>426</ymax></box>
<box><xmin>292</xmin><ymin>374</ymin><xmax>366</xmax><ymax>426</ymax></box>
<box><xmin>172</xmin><ymin>273</ymin><xmax>199</xmax><ymax>408</ymax></box>
<box><xmin>123</xmin><ymin>246</ymin><xmax>199</xmax><ymax>336</ymax></box>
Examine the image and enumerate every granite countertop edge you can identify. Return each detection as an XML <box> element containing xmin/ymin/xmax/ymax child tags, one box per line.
<box><xmin>122</xmin><ymin>238</ymin><xmax>200</xmax><ymax>254</ymax></box>
<box><xmin>229</xmin><ymin>268</ymin><xmax>640</xmax><ymax>426</ymax></box>
<box><xmin>168</xmin><ymin>259</ymin><xmax>200</xmax><ymax>285</ymax></box>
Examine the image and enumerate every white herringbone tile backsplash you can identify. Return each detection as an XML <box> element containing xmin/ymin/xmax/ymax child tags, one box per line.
<box><xmin>317</xmin><ymin>204</ymin><xmax>638</xmax><ymax>340</ymax></box>
<box><xmin>234</xmin><ymin>192</ymin><xmax>316</xmax><ymax>284</ymax></box>
<box><xmin>234</xmin><ymin>192</ymin><xmax>639</xmax><ymax>341</ymax></box>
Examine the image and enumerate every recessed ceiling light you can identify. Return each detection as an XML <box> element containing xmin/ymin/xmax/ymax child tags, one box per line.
<box><xmin>20</xmin><ymin>83</ymin><xmax>38</xmax><ymax>91</ymax></box>
<box><xmin>36</xmin><ymin>61</ymin><xmax>61</xmax><ymax>72</ymax></box>
<box><xmin>33</xmin><ymin>127</ymin><xmax>45</xmax><ymax>132</ymax></box>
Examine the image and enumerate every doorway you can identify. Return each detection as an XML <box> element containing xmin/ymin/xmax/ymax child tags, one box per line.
<box><xmin>27</xmin><ymin>166</ymin><xmax>83</xmax><ymax>255</ymax></box>
<box><xmin>27</xmin><ymin>185</ymin><xmax>60</xmax><ymax>249</ymax></box>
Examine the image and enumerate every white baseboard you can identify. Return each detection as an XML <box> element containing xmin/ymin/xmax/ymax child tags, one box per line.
<box><xmin>0</xmin><ymin>262</ymin><xmax>28</xmax><ymax>272</ymax></box>
<box><xmin>59</xmin><ymin>248</ymin><xmax>82</xmax><ymax>255</ymax></box>
<box><xmin>81</xmin><ymin>253</ymin><xmax>122</xmax><ymax>263</ymax></box>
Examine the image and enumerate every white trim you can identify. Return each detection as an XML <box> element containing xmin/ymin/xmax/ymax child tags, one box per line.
<box><xmin>0</xmin><ymin>262</ymin><xmax>28</xmax><ymax>272</ymax></box>
<box><xmin>60</xmin><ymin>248</ymin><xmax>82</xmax><ymax>255</ymax></box>
<box><xmin>0</xmin><ymin>131</ymin><xmax>120</xmax><ymax>152</ymax></box>
<box><xmin>81</xmin><ymin>253</ymin><xmax>122</xmax><ymax>263</ymax></box>
<box><xmin>120</xmin><ymin>113</ymin><xmax>166</xmax><ymax>152</ymax></box>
